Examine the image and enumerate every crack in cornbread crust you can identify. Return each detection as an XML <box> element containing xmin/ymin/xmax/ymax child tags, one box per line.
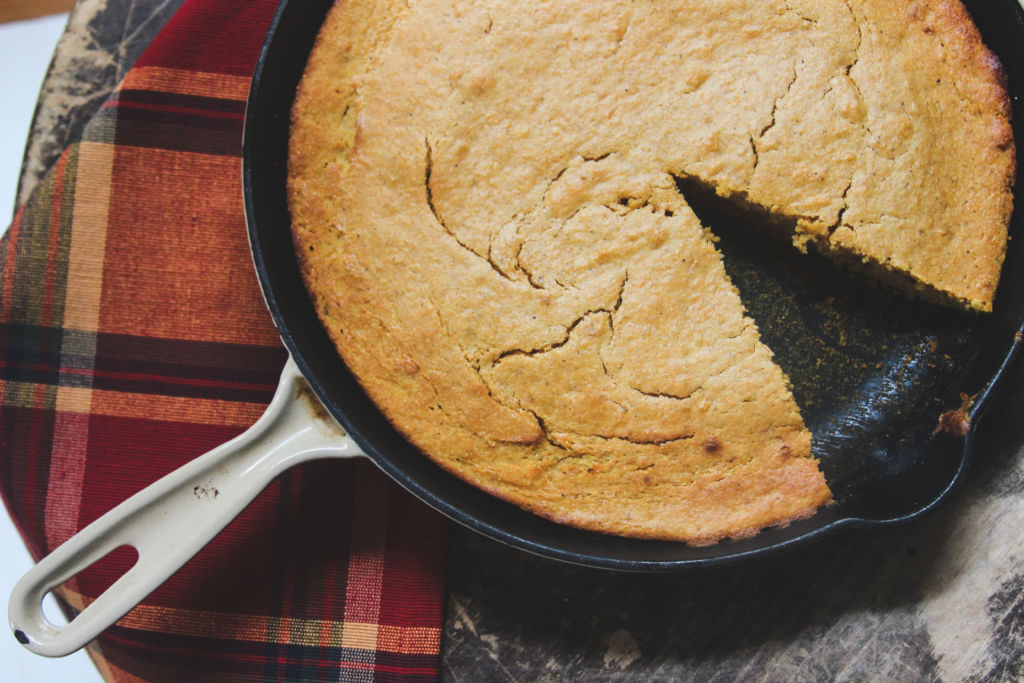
<box><xmin>289</xmin><ymin>0</ymin><xmax>1012</xmax><ymax>542</ymax></box>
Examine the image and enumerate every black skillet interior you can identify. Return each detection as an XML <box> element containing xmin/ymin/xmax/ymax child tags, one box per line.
<box><xmin>244</xmin><ymin>0</ymin><xmax>1024</xmax><ymax>570</ymax></box>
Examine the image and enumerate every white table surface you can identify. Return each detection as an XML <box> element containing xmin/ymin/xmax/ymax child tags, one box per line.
<box><xmin>0</xmin><ymin>12</ymin><xmax>104</xmax><ymax>683</ymax></box>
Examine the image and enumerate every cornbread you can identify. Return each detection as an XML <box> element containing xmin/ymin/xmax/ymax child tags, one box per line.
<box><xmin>288</xmin><ymin>0</ymin><xmax>1013</xmax><ymax>543</ymax></box>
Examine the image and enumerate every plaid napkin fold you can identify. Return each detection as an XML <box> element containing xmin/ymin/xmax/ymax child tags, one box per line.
<box><xmin>0</xmin><ymin>0</ymin><xmax>450</xmax><ymax>681</ymax></box>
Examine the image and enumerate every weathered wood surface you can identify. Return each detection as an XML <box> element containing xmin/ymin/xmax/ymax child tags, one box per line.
<box><xmin>15</xmin><ymin>0</ymin><xmax>184</xmax><ymax>214</ymax></box>
<box><xmin>25</xmin><ymin>2</ymin><xmax>1024</xmax><ymax>680</ymax></box>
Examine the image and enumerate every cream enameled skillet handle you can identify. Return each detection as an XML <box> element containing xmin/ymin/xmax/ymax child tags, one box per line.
<box><xmin>8</xmin><ymin>357</ymin><xmax>362</xmax><ymax>657</ymax></box>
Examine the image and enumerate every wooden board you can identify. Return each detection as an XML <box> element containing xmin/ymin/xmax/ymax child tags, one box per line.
<box><xmin>0</xmin><ymin>0</ymin><xmax>76</xmax><ymax>24</ymax></box>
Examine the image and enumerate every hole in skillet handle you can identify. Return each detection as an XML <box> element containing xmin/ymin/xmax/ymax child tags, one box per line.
<box><xmin>41</xmin><ymin>593</ymin><xmax>69</xmax><ymax>628</ymax></box>
<box><xmin>243</xmin><ymin>0</ymin><xmax>1024</xmax><ymax>570</ymax></box>
<box><xmin>42</xmin><ymin>545</ymin><xmax>140</xmax><ymax>627</ymax></box>
<box><xmin>10</xmin><ymin>544</ymin><xmax>140</xmax><ymax>650</ymax></box>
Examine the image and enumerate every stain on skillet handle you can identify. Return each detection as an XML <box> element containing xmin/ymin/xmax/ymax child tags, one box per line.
<box><xmin>7</xmin><ymin>357</ymin><xmax>362</xmax><ymax>657</ymax></box>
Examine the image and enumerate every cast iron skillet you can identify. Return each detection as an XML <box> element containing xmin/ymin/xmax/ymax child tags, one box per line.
<box><xmin>9</xmin><ymin>0</ymin><xmax>1024</xmax><ymax>660</ymax></box>
<box><xmin>246</xmin><ymin>0</ymin><xmax>1024</xmax><ymax>569</ymax></box>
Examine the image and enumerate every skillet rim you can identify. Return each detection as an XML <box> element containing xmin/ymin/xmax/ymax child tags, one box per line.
<box><xmin>242</xmin><ymin>0</ymin><xmax>1024</xmax><ymax>570</ymax></box>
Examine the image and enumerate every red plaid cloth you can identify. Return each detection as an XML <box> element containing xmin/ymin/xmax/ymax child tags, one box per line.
<box><xmin>0</xmin><ymin>1</ymin><xmax>450</xmax><ymax>680</ymax></box>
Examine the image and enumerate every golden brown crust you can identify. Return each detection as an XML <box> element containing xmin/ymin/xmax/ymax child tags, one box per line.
<box><xmin>288</xmin><ymin>0</ymin><xmax>1012</xmax><ymax>543</ymax></box>
<box><xmin>818</xmin><ymin>0</ymin><xmax>1015</xmax><ymax>312</ymax></box>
